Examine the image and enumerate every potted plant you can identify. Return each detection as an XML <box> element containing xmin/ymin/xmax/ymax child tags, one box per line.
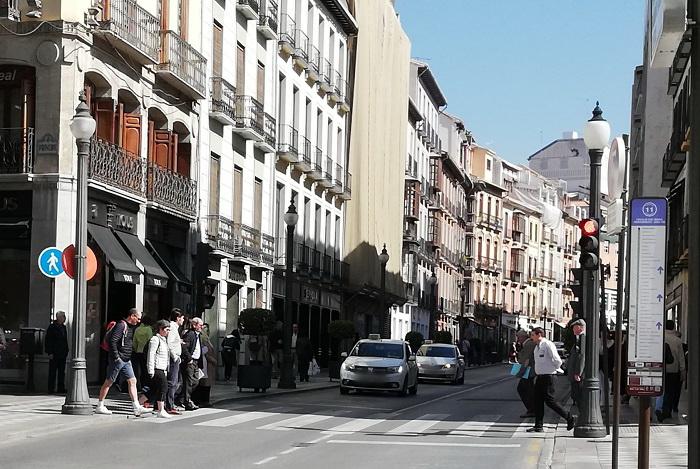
<box><xmin>327</xmin><ymin>320</ymin><xmax>356</xmax><ymax>380</ymax></box>
<box><xmin>237</xmin><ymin>308</ymin><xmax>275</xmax><ymax>392</ymax></box>
<box><xmin>405</xmin><ymin>331</ymin><xmax>424</xmax><ymax>354</ymax></box>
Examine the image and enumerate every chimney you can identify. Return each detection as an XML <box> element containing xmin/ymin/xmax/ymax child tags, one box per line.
<box><xmin>562</xmin><ymin>131</ymin><xmax>579</xmax><ymax>140</ymax></box>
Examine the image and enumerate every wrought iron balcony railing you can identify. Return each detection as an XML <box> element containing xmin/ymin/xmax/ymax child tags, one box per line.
<box><xmin>147</xmin><ymin>163</ymin><xmax>197</xmax><ymax>218</ymax></box>
<box><xmin>330</xmin><ymin>70</ymin><xmax>342</xmax><ymax>101</ymax></box>
<box><xmin>157</xmin><ymin>30</ymin><xmax>207</xmax><ymax>97</ymax></box>
<box><xmin>258</xmin><ymin>0</ymin><xmax>278</xmax><ymax>37</ymax></box>
<box><xmin>98</xmin><ymin>0</ymin><xmax>160</xmax><ymax>63</ymax></box>
<box><xmin>203</xmin><ymin>215</ymin><xmax>273</xmax><ymax>266</ymax></box>
<box><xmin>278</xmin><ymin>14</ymin><xmax>295</xmax><ymax>52</ymax></box>
<box><xmin>292</xmin><ymin>29</ymin><xmax>309</xmax><ymax>64</ymax></box>
<box><xmin>234</xmin><ymin>95</ymin><xmax>264</xmax><ymax>136</ymax></box>
<box><xmin>89</xmin><ymin>137</ymin><xmax>146</xmax><ymax>197</ymax></box>
<box><xmin>261</xmin><ymin>112</ymin><xmax>276</xmax><ymax>149</ymax></box>
<box><xmin>237</xmin><ymin>0</ymin><xmax>260</xmax><ymax>18</ymax></box>
<box><xmin>0</xmin><ymin>127</ymin><xmax>34</xmax><ymax>174</ymax></box>
<box><xmin>332</xmin><ymin>163</ymin><xmax>344</xmax><ymax>192</ymax></box>
<box><xmin>307</xmin><ymin>44</ymin><xmax>321</xmax><ymax>81</ymax></box>
<box><xmin>277</xmin><ymin>124</ymin><xmax>299</xmax><ymax>162</ymax></box>
<box><xmin>209</xmin><ymin>77</ymin><xmax>236</xmax><ymax>124</ymax></box>
<box><xmin>320</xmin><ymin>58</ymin><xmax>333</xmax><ymax>92</ymax></box>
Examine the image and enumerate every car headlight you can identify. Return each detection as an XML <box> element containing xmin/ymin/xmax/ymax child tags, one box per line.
<box><xmin>387</xmin><ymin>366</ymin><xmax>403</xmax><ymax>373</ymax></box>
<box><xmin>343</xmin><ymin>363</ymin><xmax>355</xmax><ymax>371</ymax></box>
<box><xmin>417</xmin><ymin>363</ymin><xmax>422</xmax><ymax>368</ymax></box>
<box><xmin>442</xmin><ymin>364</ymin><xmax>453</xmax><ymax>369</ymax></box>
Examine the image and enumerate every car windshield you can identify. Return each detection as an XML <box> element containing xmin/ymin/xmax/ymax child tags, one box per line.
<box><xmin>417</xmin><ymin>346</ymin><xmax>456</xmax><ymax>358</ymax></box>
<box><xmin>352</xmin><ymin>343</ymin><xmax>404</xmax><ymax>359</ymax></box>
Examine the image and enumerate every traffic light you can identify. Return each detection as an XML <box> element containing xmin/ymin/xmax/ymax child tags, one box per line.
<box><xmin>578</xmin><ymin>218</ymin><xmax>600</xmax><ymax>271</ymax></box>
<box><xmin>194</xmin><ymin>242</ymin><xmax>215</xmax><ymax>313</ymax></box>
<box><xmin>570</xmin><ymin>267</ymin><xmax>583</xmax><ymax>300</ymax></box>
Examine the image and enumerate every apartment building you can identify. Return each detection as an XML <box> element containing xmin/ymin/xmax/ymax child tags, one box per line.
<box><xmin>0</xmin><ymin>0</ymin><xmax>205</xmax><ymax>385</ymax></box>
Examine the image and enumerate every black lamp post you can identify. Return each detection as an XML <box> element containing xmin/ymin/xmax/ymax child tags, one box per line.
<box><xmin>62</xmin><ymin>92</ymin><xmax>96</xmax><ymax>415</ymax></box>
<box><xmin>428</xmin><ymin>270</ymin><xmax>437</xmax><ymax>339</ymax></box>
<box><xmin>574</xmin><ymin>102</ymin><xmax>609</xmax><ymax>438</ymax></box>
<box><xmin>279</xmin><ymin>198</ymin><xmax>298</xmax><ymax>389</ymax></box>
<box><xmin>378</xmin><ymin>244</ymin><xmax>390</xmax><ymax>338</ymax></box>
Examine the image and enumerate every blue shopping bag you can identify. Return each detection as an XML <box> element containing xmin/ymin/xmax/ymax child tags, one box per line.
<box><xmin>510</xmin><ymin>363</ymin><xmax>530</xmax><ymax>379</ymax></box>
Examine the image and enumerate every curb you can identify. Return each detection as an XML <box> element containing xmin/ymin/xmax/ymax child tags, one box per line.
<box><xmin>538</xmin><ymin>423</ymin><xmax>559</xmax><ymax>469</ymax></box>
<box><xmin>211</xmin><ymin>382</ymin><xmax>339</xmax><ymax>406</ymax></box>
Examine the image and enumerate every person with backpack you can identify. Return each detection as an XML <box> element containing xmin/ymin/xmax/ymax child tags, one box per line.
<box><xmin>147</xmin><ymin>320</ymin><xmax>171</xmax><ymax>418</ymax></box>
<box><xmin>95</xmin><ymin>308</ymin><xmax>150</xmax><ymax>416</ymax></box>
<box><xmin>221</xmin><ymin>329</ymin><xmax>240</xmax><ymax>381</ymax></box>
<box><xmin>656</xmin><ymin>320</ymin><xmax>686</xmax><ymax>423</ymax></box>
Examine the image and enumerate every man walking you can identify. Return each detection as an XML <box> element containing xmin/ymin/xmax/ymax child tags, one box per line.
<box><xmin>568</xmin><ymin>318</ymin><xmax>586</xmax><ymax>408</ymax></box>
<box><xmin>527</xmin><ymin>327</ymin><xmax>576</xmax><ymax>433</ymax></box>
<box><xmin>45</xmin><ymin>311</ymin><xmax>69</xmax><ymax>394</ymax></box>
<box><xmin>166</xmin><ymin>309</ymin><xmax>185</xmax><ymax>414</ymax></box>
<box><xmin>657</xmin><ymin>320</ymin><xmax>686</xmax><ymax>422</ymax></box>
<box><xmin>181</xmin><ymin>317</ymin><xmax>204</xmax><ymax>411</ymax></box>
<box><xmin>95</xmin><ymin>308</ymin><xmax>150</xmax><ymax>416</ymax></box>
<box><xmin>515</xmin><ymin>329</ymin><xmax>536</xmax><ymax>418</ymax></box>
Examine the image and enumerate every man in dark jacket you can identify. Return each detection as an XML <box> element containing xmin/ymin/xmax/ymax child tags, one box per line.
<box><xmin>180</xmin><ymin>317</ymin><xmax>204</xmax><ymax>410</ymax></box>
<box><xmin>95</xmin><ymin>308</ymin><xmax>149</xmax><ymax>416</ymax></box>
<box><xmin>296</xmin><ymin>332</ymin><xmax>313</xmax><ymax>383</ymax></box>
<box><xmin>45</xmin><ymin>311</ymin><xmax>69</xmax><ymax>394</ymax></box>
<box><xmin>568</xmin><ymin>318</ymin><xmax>586</xmax><ymax>409</ymax></box>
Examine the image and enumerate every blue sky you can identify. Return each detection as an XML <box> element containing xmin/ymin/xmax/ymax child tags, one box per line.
<box><xmin>395</xmin><ymin>0</ymin><xmax>646</xmax><ymax>163</ymax></box>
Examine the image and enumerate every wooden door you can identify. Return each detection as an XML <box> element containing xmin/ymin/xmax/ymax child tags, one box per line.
<box><xmin>151</xmin><ymin>129</ymin><xmax>172</xmax><ymax>168</ymax></box>
<box><xmin>93</xmin><ymin>98</ymin><xmax>115</xmax><ymax>142</ymax></box>
<box><xmin>121</xmin><ymin>111</ymin><xmax>141</xmax><ymax>156</ymax></box>
<box><xmin>176</xmin><ymin>141</ymin><xmax>191</xmax><ymax>177</ymax></box>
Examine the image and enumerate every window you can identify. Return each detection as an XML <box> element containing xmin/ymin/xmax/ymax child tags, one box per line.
<box><xmin>486</xmin><ymin>158</ymin><xmax>492</xmax><ymax>171</ymax></box>
<box><xmin>278</xmin><ymin>73</ymin><xmax>287</xmax><ymax>126</ymax></box>
<box><xmin>257</xmin><ymin>61</ymin><xmax>265</xmax><ymax>105</ymax></box>
<box><xmin>212</xmin><ymin>22</ymin><xmax>223</xmax><ymax>77</ymax></box>
<box><xmin>303</xmin><ymin>197</ymin><xmax>311</xmax><ymax>244</ymax></box>
<box><xmin>233</xmin><ymin>167</ymin><xmax>243</xmax><ymax>224</ymax></box>
<box><xmin>314</xmin><ymin>204</ymin><xmax>322</xmax><ymax>249</ymax></box>
<box><xmin>209</xmin><ymin>154</ymin><xmax>220</xmax><ymax>216</ymax></box>
<box><xmin>334</xmin><ymin>215</ymin><xmax>341</xmax><ymax>258</ymax></box>
<box><xmin>275</xmin><ymin>183</ymin><xmax>285</xmax><ymax>257</ymax></box>
<box><xmin>254</xmin><ymin>178</ymin><xmax>263</xmax><ymax>232</ymax></box>
<box><xmin>178</xmin><ymin>0</ymin><xmax>189</xmax><ymax>39</ymax></box>
<box><xmin>236</xmin><ymin>43</ymin><xmax>245</xmax><ymax>91</ymax></box>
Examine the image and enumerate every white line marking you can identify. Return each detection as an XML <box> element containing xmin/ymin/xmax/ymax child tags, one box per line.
<box><xmin>279</xmin><ymin>448</ymin><xmax>300</xmax><ymax>455</ymax></box>
<box><xmin>142</xmin><ymin>407</ymin><xmax>226</xmax><ymax>424</ymax></box>
<box><xmin>323</xmin><ymin>418</ymin><xmax>385</xmax><ymax>434</ymax></box>
<box><xmin>447</xmin><ymin>414</ymin><xmax>502</xmax><ymax>437</ymax></box>
<box><xmin>254</xmin><ymin>456</ymin><xmax>277</xmax><ymax>465</ymax></box>
<box><xmin>386</xmin><ymin>413</ymin><xmax>449</xmax><ymax>435</ymax></box>
<box><xmin>327</xmin><ymin>439</ymin><xmax>521</xmax><ymax>448</ymax></box>
<box><xmin>257</xmin><ymin>414</ymin><xmax>334</xmax><ymax>431</ymax></box>
<box><xmin>195</xmin><ymin>411</ymin><xmax>278</xmax><ymax>427</ymax></box>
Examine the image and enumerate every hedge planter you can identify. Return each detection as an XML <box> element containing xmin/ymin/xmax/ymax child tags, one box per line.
<box><xmin>328</xmin><ymin>359</ymin><xmax>342</xmax><ymax>380</ymax></box>
<box><xmin>237</xmin><ymin>364</ymin><xmax>272</xmax><ymax>392</ymax></box>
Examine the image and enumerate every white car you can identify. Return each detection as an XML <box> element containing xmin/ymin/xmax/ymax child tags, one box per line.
<box><xmin>416</xmin><ymin>342</ymin><xmax>465</xmax><ymax>384</ymax></box>
<box><xmin>339</xmin><ymin>335</ymin><xmax>419</xmax><ymax>396</ymax></box>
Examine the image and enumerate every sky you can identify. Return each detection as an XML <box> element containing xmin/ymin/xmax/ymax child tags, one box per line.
<box><xmin>394</xmin><ymin>0</ymin><xmax>646</xmax><ymax>164</ymax></box>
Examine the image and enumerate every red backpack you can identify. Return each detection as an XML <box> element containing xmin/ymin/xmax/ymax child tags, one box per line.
<box><xmin>100</xmin><ymin>320</ymin><xmax>125</xmax><ymax>352</ymax></box>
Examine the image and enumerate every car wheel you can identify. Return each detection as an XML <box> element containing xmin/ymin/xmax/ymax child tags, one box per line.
<box><xmin>409</xmin><ymin>381</ymin><xmax>418</xmax><ymax>395</ymax></box>
<box><xmin>458</xmin><ymin>373</ymin><xmax>465</xmax><ymax>385</ymax></box>
<box><xmin>340</xmin><ymin>386</ymin><xmax>349</xmax><ymax>395</ymax></box>
<box><xmin>398</xmin><ymin>377</ymin><xmax>409</xmax><ymax>397</ymax></box>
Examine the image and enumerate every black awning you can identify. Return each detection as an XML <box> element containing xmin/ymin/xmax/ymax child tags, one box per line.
<box><xmin>87</xmin><ymin>224</ymin><xmax>141</xmax><ymax>284</ymax></box>
<box><xmin>146</xmin><ymin>240</ymin><xmax>192</xmax><ymax>293</ymax></box>
<box><xmin>115</xmin><ymin>231</ymin><xmax>169</xmax><ymax>288</ymax></box>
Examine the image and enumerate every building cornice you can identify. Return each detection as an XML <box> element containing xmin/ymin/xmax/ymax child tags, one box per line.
<box><xmin>320</xmin><ymin>0</ymin><xmax>358</xmax><ymax>35</ymax></box>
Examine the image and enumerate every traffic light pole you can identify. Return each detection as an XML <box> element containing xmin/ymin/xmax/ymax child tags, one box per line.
<box><xmin>575</xmin><ymin>147</ymin><xmax>606</xmax><ymax>438</ymax></box>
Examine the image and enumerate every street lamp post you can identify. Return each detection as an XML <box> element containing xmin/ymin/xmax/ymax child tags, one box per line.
<box><xmin>62</xmin><ymin>92</ymin><xmax>96</xmax><ymax>415</ymax></box>
<box><xmin>428</xmin><ymin>270</ymin><xmax>437</xmax><ymax>339</ymax></box>
<box><xmin>378</xmin><ymin>244</ymin><xmax>390</xmax><ymax>338</ymax></box>
<box><xmin>279</xmin><ymin>198</ymin><xmax>298</xmax><ymax>389</ymax></box>
<box><xmin>574</xmin><ymin>102</ymin><xmax>609</xmax><ymax>438</ymax></box>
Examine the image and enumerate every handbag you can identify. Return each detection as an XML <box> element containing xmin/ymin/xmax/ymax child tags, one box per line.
<box><xmin>195</xmin><ymin>368</ymin><xmax>205</xmax><ymax>380</ymax></box>
<box><xmin>308</xmin><ymin>358</ymin><xmax>320</xmax><ymax>376</ymax></box>
<box><xmin>510</xmin><ymin>363</ymin><xmax>531</xmax><ymax>379</ymax></box>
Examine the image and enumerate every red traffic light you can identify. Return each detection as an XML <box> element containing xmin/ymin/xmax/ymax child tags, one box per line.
<box><xmin>579</xmin><ymin>218</ymin><xmax>599</xmax><ymax>237</ymax></box>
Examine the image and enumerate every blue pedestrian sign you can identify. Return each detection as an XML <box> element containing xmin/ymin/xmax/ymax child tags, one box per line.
<box><xmin>38</xmin><ymin>247</ymin><xmax>64</xmax><ymax>278</ymax></box>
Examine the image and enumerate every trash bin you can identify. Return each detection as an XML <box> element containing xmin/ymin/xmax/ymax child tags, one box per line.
<box><xmin>20</xmin><ymin>327</ymin><xmax>44</xmax><ymax>356</ymax></box>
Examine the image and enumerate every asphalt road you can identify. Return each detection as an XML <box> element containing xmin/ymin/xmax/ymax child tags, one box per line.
<box><xmin>3</xmin><ymin>365</ymin><xmax>562</xmax><ymax>469</ymax></box>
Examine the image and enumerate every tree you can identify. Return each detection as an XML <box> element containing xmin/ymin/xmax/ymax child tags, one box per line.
<box><xmin>328</xmin><ymin>320</ymin><xmax>356</xmax><ymax>358</ymax></box>
<box><xmin>405</xmin><ymin>331</ymin><xmax>424</xmax><ymax>353</ymax></box>
<box><xmin>434</xmin><ymin>330</ymin><xmax>453</xmax><ymax>345</ymax></box>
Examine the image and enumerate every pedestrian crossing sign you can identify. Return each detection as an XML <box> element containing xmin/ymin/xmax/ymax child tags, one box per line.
<box><xmin>38</xmin><ymin>247</ymin><xmax>64</xmax><ymax>278</ymax></box>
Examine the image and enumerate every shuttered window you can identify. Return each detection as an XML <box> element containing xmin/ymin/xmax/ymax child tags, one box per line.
<box><xmin>254</xmin><ymin>178</ymin><xmax>262</xmax><ymax>232</ymax></box>
<box><xmin>93</xmin><ymin>98</ymin><xmax>115</xmax><ymax>143</ymax></box>
<box><xmin>233</xmin><ymin>166</ymin><xmax>243</xmax><ymax>224</ymax></box>
<box><xmin>209</xmin><ymin>154</ymin><xmax>220</xmax><ymax>216</ymax></box>
<box><xmin>212</xmin><ymin>22</ymin><xmax>223</xmax><ymax>77</ymax></box>
<box><xmin>257</xmin><ymin>62</ymin><xmax>265</xmax><ymax>105</ymax></box>
<box><xmin>179</xmin><ymin>0</ymin><xmax>189</xmax><ymax>40</ymax></box>
<box><xmin>148</xmin><ymin>121</ymin><xmax>172</xmax><ymax>168</ymax></box>
<box><xmin>236</xmin><ymin>44</ymin><xmax>245</xmax><ymax>92</ymax></box>
<box><xmin>120</xmin><ymin>109</ymin><xmax>141</xmax><ymax>156</ymax></box>
<box><xmin>176</xmin><ymin>141</ymin><xmax>190</xmax><ymax>177</ymax></box>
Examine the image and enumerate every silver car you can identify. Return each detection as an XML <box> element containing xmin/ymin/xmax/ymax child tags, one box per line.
<box><xmin>416</xmin><ymin>342</ymin><xmax>465</xmax><ymax>384</ymax></box>
<box><xmin>339</xmin><ymin>335</ymin><xmax>419</xmax><ymax>396</ymax></box>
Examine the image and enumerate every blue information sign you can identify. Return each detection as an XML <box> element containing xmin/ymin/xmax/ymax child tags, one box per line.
<box><xmin>38</xmin><ymin>247</ymin><xmax>64</xmax><ymax>278</ymax></box>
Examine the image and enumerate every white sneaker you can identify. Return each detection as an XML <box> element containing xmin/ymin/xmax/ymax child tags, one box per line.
<box><xmin>95</xmin><ymin>404</ymin><xmax>112</xmax><ymax>415</ymax></box>
<box><xmin>157</xmin><ymin>410</ymin><xmax>172</xmax><ymax>419</ymax></box>
<box><xmin>133</xmin><ymin>404</ymin><xmax>150</xmax><ymax>417</ymax></box>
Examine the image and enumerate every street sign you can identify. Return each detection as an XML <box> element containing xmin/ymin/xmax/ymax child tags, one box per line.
<box><xmin>38</xmin><ymin>247</ymin><xmax>64</xmax><ymax>278</ymax></box>
<box><xmin>626</xmin><ymin>198</ymin><xmax>667</xmax><ymax>397</ymax></box>
<box><xmin>62</xmin><ymin>245</ymin><xmax>98</xmax><ymax>281</ymax></box>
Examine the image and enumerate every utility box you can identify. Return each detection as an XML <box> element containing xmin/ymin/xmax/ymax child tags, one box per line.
<box><xmin>20</xmin><ymin>327</ymin><xmax>44</xmax><ymax>356</ymax></box>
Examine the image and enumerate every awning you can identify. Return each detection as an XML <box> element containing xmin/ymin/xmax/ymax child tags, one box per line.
<box><xmin>116</xmin><ymin>232</ymin><xmax>169</xmax><ymax>288</ymax></box>
<box><xmin>146</xmin><ymin>240</ymin><xmax>192</xmax><ymax>293</ymax></box>
<box><xmin>87</xmin><ymin>223</ymin><xmax>141</xmax><ymax>284</ymax></box>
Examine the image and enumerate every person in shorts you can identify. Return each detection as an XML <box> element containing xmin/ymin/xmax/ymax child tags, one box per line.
<box><xmin>95</xmin><ymin>308</ymin><xmax>150</xmax><ymax>416</ymax></box>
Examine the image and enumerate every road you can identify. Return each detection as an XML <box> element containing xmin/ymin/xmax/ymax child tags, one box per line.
<box><xmin>2</xmin><ymin>365</ymin><xmax>560</xmax><ymax>468</ymax></box>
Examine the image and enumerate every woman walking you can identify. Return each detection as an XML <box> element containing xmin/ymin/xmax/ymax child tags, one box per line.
<box><xmin>147</xmin><ymin>320</ymin><xmax>172</xmax><ymax>418</ymax></box>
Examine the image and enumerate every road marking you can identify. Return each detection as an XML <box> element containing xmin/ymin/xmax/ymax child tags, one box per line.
<box><xmin>143</xmin><ymin>407</ymin><xmax>226</xmax><ymax>424</ymax></box>
<box><xmin>289</xmin><ymin>402</ymin><xmax>392</xmax><ymax>411</ymax></box>
<box><xmin>447</xmin><ymin>414</ymin><xmax>502</xmax><ymax>437</ymax></box>
<box><xmin>195</xmin><ymin>411</ymin><xmax>277</xmax><ymax>427</ymax></box>
<box><xmin>323</xmin><ymin>418</ymin><xmax>385</xmax><ymax>434</ymax></box>
<box><xmin>279</xmin><ymin>448</ymin><xmax>300</xmax><ymax>455</ymax></box>
<box><xmin>327</xmin><ymin>439</ymin><xmax>521</xmax><ymax>448</ymax></box>
<box><xmin>254</xmin><ymin>456</ymin><xmax>277</xmax><ymax>465</ymax></box>
<box><xmin>257</xmin><ymin>413</ymin><xmax>334</xmax><ymax>431</ymax></box>
<box><xmin>386</xmin><ymin>413</ymin><xmax>449</xmax><ymax>435</ymax></box>
<box><xmin>389</xmin><ymin>374</ymin><xmax>512</xmax><ymax>417</ymax></box>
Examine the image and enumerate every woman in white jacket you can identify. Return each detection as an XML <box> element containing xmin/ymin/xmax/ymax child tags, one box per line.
<box><xmin>148</xmin><ymin>320</ymin><xmax>171</xmax><ymax>418</ymax></box>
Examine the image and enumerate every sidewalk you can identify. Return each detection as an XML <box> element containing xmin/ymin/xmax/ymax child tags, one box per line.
<box><xmin>547</xmin><ymin>392</ymin><xmax>689</xmax><ymax>468</ymax></box>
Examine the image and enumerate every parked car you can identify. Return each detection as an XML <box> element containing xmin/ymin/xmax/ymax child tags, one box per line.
<box><xmin>339</xmin><ymin>334</ymin><xmax>418</xmax><ymax>396</ymax></box>
<box><xmin>416</xmin><ymin>342</ymin><xmax>465</xmax><ymax>384</ymax></box>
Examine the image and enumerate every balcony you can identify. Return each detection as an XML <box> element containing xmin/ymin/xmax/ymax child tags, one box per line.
<box><xmin>405</xmin><ymin>159</ymin><xmax>419</xmax><ymax>182</ymax></box>
<box><xmin>278</xmin><ymin>14</ymin><xmax>295</xmax><ymax>55</ymax></box>
<box><xmin>508</xmin><ymin>270</ymin><xmax>526</xmax><ymax>284</ymax></box>
<box><xmin>257</xmin><ymin>112</ymin><xmax>276</xmax><ymax>152</ymax></box>
<box><xmin>668</xmin><ymin>215</ymin><xmax>689</xmax><ymax>275</ymax></box>
<box><xmin>209</xmin><ymin>77</ymin><xmax>236</xmax><ymax>126</ymax></box>
<box><xmin>294</xmin><ymin>136</ymin><xmax>313</xmax><ymax>173</ymax></box>
<box><xmin>147</xmin><ymin>164</ymin><xmax>197</xmax><ymax>219</ymax></box>
<box><xmin>277</xmin><ymin>124</ymin><xmax>299</xmax><ymax>163</ymax></box>
<box><xmin>320</xmin><ymin>58</ymin><xmax>333</xmax><ymax>93</ymax></box>
<box><xmin>329</xmin><ymin>70</ymin><xmax>342</xmax><ymax>103</ymax></box>
<box><xmin>292</xmin><ymin>29</ymin><xmax>309</xmax><ymax>69</ymax></box>
<box><xmin>89</xmin><ymin>137</ymin><xmax>146</xmax><ymax>198</ymax></box>
<box><xmin>97</xmin><ymin>0</ymin><xmax>160</xmax><ymax>64</ymax></box>
<box><xmin>232</xmin><ymin>95</ymin><xmax>275</xmax><ymax>150</ymax></box>
<box><xmin>0</xmin><ymin>127</ymin><xmax>33</xmax><ymax>174</ymax></box>
<box><xmin>237</xmin><ymin>0</ymin><xmax>260</xmax><ymax>19</ymax></box>
<box><xmin>329</xmin><ymin>163</ymin><xmax>344</xmax><ymax>195</ymax></box>
<box><xmin>403</xmin><ymin>223</ymin><xmax>419</xmax><ymax>245</ymax></box>
<box><xmin>307</xmin><ymin>146</ymin><xmax>324</xmax><ymax>181</ymax></box>
<box><xmin>663</xmin><ymin>79</ymin><xmax>690</xmax><ymax>187</ymax></box>
<box><xmin>339</xmin><ymin>78</ymin><xmax>351</xmax><ymax>113</ymax></box>
<box><xmin>203</xmin><ymin>216</ymin><xmax>273</xmax><ymax>267</ymax></box>
<box><xmin>476</xmin><ymin>257</ymin><xmax>501</xmax><ymax>274</ymax></box>
<box><xmin>257</xmin><ymin>0</ymin><xmax>278</xmax><ymax>39</ymax></box>
<box><xmin>340</xmin><ymin>172</ymin><xmax>352</xmax><ymax>200</ymax></box>
<box><xmin>291</xmin><ymin>243</ymin><xmax>347</xmax><ymax>283</ymax></box>
<box><xmin>318</xmin><ymin>156</ymin><xmax>334</xmax><ymax>189</ymax></box>
<box><xmin>156</xmin><ymin>30</ymin><xmax>207</xmax><ymax>99</ymax></box>
<box><xmin>307</xmin><ymin>44</ymin><xmax>321</xmax><ymax>83</ymax></box>
<box><xmin>404</xmin><ymin>194</ymin><xmax>419</xmax><ymax>221</ymax></box>
<box><xmin>476</xmin><ymin>213</ymin><xmax>503</xmax><ymax>231</ymax></box>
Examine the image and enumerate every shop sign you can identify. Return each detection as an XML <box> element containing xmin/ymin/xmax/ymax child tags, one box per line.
<box><xmin>301</xmin><ymin>285</ymin><xmax>319</xmax><ymax>304</ymax></box>
<box><xmin>0</xmin><ymin>69</ymin><xmax>17</xmax><ymax>82</ymax></box>
<box><xmin>36</xmin><ymin>133</ymin><xmax>58</xmax><ymax>155</ymax></box>
<box><xmin>0</xmin><ymin>190</ymin><xmax>32</xmax><ymax>219</ymax></box>
<box><xmin>88</xmin><ymin>200</ymin><xmax>137</xmax><ymax>234</ymax></box>
<box><xmin>228</xmin><ymin>265</ymin><xmax>247</xmax><ymax>285</ymax></box>
<box><xmin>501</xmin><ymin>313</ymin><xmax>518</xmax><ymax>330</ymax></box>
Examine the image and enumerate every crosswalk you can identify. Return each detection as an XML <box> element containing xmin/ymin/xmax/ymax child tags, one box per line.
<box><xmin>135</xmin><ymin>408</ymin><xmax>556</xmax><ymax>439</ymax></box>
